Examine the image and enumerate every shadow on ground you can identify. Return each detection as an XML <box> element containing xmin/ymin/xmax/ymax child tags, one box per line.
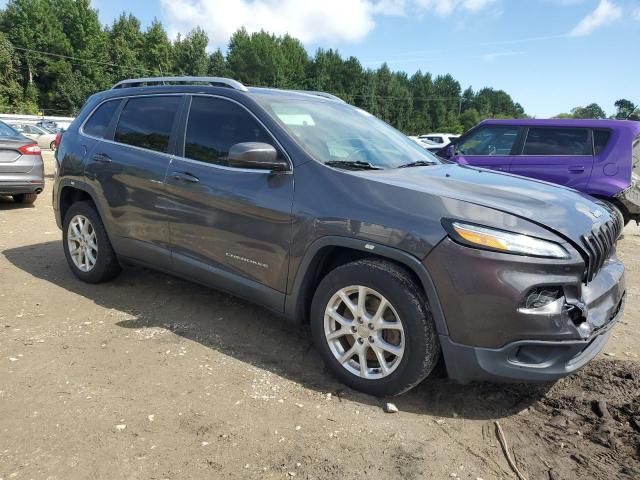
<box><xmin>0</xmin><ymin>195</ymin><xmax>36</xmax><ymax>209</ymax></box>
<box><xmin>3</xmin><ymin>240</ymin><xmax>552</xmax><ymax>419</ymax></box>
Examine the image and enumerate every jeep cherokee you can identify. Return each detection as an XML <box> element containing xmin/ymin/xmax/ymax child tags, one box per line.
<box><xmin>53</xmin><ymin>77</ymin><xmax>625</xmax><ymax>396</ymax></box>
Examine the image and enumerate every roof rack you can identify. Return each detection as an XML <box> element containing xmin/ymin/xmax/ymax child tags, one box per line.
<box><xmin>290</xmin><ymin>90</ymin><xmax>346</xmax><ymax>103</ymax></box>
<box><xmin>112</xmin><ymin>76</ymin><xmax>248</xmax><ymax>92</ymax></box>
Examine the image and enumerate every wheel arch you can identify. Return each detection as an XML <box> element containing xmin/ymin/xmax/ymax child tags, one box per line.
<box><xmin>57</xmin><ymin>180</ymin><xmax>114</xmax><ymax>240</ymax></box>
<box><xmin>284</xmin><ymin>236</ymin><xmax>448</xmax><ymax>336</ymax></box>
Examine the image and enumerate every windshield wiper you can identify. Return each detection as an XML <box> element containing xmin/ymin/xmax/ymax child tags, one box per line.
<box><xmin>324</xmin><ymin>160</ymin><xmax>383</xmax><ymax>171</ymax></box>
<box><xmin>397</xmin><ymin>160</ymin><xmax>437</xmax><ymax>168</ymax></box>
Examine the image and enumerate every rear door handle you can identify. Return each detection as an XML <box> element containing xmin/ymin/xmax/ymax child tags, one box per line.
<box><xmin>92</xmin><ymin>153</ymin><xmax>112</xmax><ymax>163</ymax></box>
<box><xmin>170</xmin><ymin>171</ymin><xmax>200</xmax><ymax>183</ymax></box>
<box><xmin>568</xmin><ymin>165</ymin><xmax>585</xmax><ymax>173</ymax></box>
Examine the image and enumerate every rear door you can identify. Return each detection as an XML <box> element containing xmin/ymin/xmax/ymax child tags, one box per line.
<box><xmin>84</xmin><ymin>95</ymin><xmax>183</xmax><ymax>268</ymax></box>
<box><xmin>452</xmin><ymin>124</ymin><xmax>521</xmax><ymax>172</ymax></box>
<box><xmin>509</xmin><ymin>127</ymin><xmax>593</xmax><ymax>190</ymax></box>
<box><xmin>164</xmin><ymin>95</ymin><xmax>294</xmax><ymax>305</ymax></box>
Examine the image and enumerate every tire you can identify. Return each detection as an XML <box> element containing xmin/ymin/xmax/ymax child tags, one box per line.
<box><xmin>62</xmin><ymin>201</ymin><xmax>121</xmax><ymax>283</ymax></box>
<box><xmin>12</xmin><ymin>193</ymin><xmax>38</xmax><ymax>204</ymax></box>
<box><xmin>310</xmin><ymin>259</ymin><xmax>440</xmax><ymax>397</ymax></box>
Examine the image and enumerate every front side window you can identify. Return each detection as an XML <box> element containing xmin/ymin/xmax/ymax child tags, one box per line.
<box><xmin>523</xmin><ymin>128</ymin><xmax>590</xmax><ymax>156</ymax></box>
<box><xmin>84</xmin><ymin>100</ymin><xmax>120</xmax><ymax>139</ymax></box>
<box><xmin>456</xmin><ymin>126</ymin><xmax>519</xmax><ymax>156</ymax></box>
<box><xmin>185</xmin><ymin>96</ymin><xmax>278</xmax><ymax>166</ymax></box>
<box><xmin>114</xmin><ymin>96</ymin><xmax>181</xmax><ymax>153</ymax></box>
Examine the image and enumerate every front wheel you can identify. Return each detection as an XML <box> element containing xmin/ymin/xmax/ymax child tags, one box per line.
<box><xmin>311</xmin><ymin>259</ymin><xmax>440</xmax><ymax>397</ymax></box>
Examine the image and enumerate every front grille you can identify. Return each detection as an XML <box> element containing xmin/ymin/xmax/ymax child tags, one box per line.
<box><xmin>580</xmin><ymin>212</ymin><xmax>622</xmax><ymax>283</ymax></box>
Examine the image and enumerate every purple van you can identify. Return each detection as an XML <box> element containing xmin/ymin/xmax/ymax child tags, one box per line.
<box><xmin>441</xmin><ymin>119</ymin><xmax>640</xmax><ymax>224</ymax></box>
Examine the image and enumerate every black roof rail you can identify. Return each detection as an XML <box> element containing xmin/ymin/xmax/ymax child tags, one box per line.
<box><xmin>112</xmin><ymin>76</ymin><xmax>248</xmax><ymax>92</ymax></box>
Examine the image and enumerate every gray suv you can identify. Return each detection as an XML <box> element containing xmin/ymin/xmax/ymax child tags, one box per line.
<box><xmin>53</xmin><ymin>77</ymin><xmax>625</xmax><ymax>396</ymax></box>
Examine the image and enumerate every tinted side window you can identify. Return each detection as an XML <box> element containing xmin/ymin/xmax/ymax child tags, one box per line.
<box><xmin>523</xmin><ymin>128</ymin><xmax>590</xmax><ymax>156</ymax></box>
<box><xmin>84</xmin><ymin>100</ymin><xmax>120</xmax><ymax>138</ymax></box>
<box><xmin>593</xmin><ymin>129</ymin><xmax>612</xmax><ymax>155</ymax></box>
<box><xmin>114</xmin><ymin>96</ymin><xmax>181</xmax><ymax>153</ymax></box>
<box><xmin>456</xmin><ymin>125</ymin><xmax>519</xmax><ymax>156</ymax></box>
<box><xmin>185</xmin><ymin>96</ymin><xmax>278</xmax><ymax>166</ymax></box>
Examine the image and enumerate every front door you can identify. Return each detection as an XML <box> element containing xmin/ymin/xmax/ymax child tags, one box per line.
<box><xmin>452</xmin><ymin>124</ymin><xmax>521</xmax><ymax>172</ymax></box>
<box><xmin>164</xmin><ymin>95</ymin><xmax>294</xmax><ymax>308</ymax></box>
<box><xmin>509</xmin><ymin>126</ymin><xmax>594</xmax><ymax>190</ymax></box>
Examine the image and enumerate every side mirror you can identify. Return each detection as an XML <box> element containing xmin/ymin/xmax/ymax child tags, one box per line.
<box><xmin>445</xmin><ymin>144</ymin><xmax>455</xmax><ymax>158</ymax></box>
<box><xmin>227</xmin><ymin>142</ymin><xmax>289</xmax><ymax>172</ymax></box>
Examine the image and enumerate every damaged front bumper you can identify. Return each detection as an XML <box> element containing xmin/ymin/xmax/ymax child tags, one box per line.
<box><xmin>616</xmin><ymin>174</ymin><xmax>640</xmax><ymax>220</ymax></box>
<box><xmin>425</xmin><ymin>238</ymin><xmax>625</xmax><ymax>384</ymax></box>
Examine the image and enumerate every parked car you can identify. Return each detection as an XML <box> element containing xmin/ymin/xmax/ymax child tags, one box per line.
<box><xmin>8</xmin><ymin>123</ymin><xmax>58</xmax><ymax>150</ymax></box>
<box><xmin>52</xmin><ymin>130</ymin><xmax>64</xmax><ymax>150</ymax></box>
<box><xmin>419</xmin><ymin>133</ymin><xmax>459</xmax><ymax>147</ymax></box>
<box><xmin>439</xmin><ymin>119</ymin><xmax>640</xmax><ymax>225</ymax></box>
<box><xmin>0</xmin><ymin>120</ymin><xmax>44</xmax><ymax>204</ymax></box>
<box><xmin>54</xmin><ymin>77</ymin><xmax>625</xmax><ymax>396</ymax></box>
<box><xmin>36</xmin><ymin>120</ymin><xmax>59</xmax><ymax>131</ymax></box>
<box><xmin>408</xmin><ymin>136</ymin><xmax>441</xmax><ymax>153</ymax></box>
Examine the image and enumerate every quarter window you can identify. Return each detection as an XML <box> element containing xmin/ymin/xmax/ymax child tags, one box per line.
<box><xmin>593</xmin><ymin>129</ymin><xmax>612</xmax><ymax>155</ymax></box>
<box><xmin>456</xmin><ymin>126</ymin><xmax>519</xmax><ymax>156</ymax></box>
<box><xmin>114</xmin><ymin>96</ymin><xmax>181</xmax><ymax>153</ymax></box>
<box><xmin>84</xmin><ymin>100</ymin><xmax>120</xmax><ymax>139</ymax></box>
<box><xmin>523</xmin><ymin>128</ymin><xmax>590</xmax><ymax>156</ymax></box>
<box><xmin>185</xmin><ymin>96</ymin><xmax>278</xmax><ymax>166</ymax></box>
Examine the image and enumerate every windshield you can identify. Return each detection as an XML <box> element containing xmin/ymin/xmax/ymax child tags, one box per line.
<box><xmin>0</xmin><ymin>121</ymin><xmax>19</xmax><ymax>137</ymax></box>
<box><xmin>256</xmin><ymin>97</ymin><xmax>441</xmax><ymax>169</ymax></box>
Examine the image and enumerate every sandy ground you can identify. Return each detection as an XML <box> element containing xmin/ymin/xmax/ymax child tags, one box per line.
<box><xmin>1</xmin><ymin>152</ymin><xmax>639</xmax><ymax>480</ymax></box>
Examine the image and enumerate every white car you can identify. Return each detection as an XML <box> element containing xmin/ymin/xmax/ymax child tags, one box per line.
<box><xmin>8</xmin><ymin>123</ymin><xmax>58</xmax><ymax>150</ymax></box>
<box><xmin>409</xmin><ymin>136</ymin><xmax>442</xmax><ymax>153</ymax></box>
<box><xmin>418</xmin><ymin>133</ymin><xmax>460</xmax><ymax>148</ymax></box>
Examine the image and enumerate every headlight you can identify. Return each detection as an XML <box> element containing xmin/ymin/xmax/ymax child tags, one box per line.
<box><xmin>444</xmin><ymin>221</ymin><xmax>569</xmax><ymax>259</ymax></box>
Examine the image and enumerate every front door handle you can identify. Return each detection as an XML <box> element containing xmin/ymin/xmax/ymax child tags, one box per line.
<box><xmin>92</xmin><ymin>153</ymin><xmax>112</xmax><ymax>163</ymax></box>
<box><xmin>568</xmin><ymin>165</ymin><xmax>585</xmax><ymax>173</ymax></box>
<box><xmin>170</xmin><ymin>171</ymin><xmax>200</xmax><ymax>183</ymax></box>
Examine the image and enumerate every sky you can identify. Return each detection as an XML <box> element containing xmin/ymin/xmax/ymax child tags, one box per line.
<box><xmin>7</xmin><ymin>0</ymin><xmax>640</xmax><ymax>117</ymax></box>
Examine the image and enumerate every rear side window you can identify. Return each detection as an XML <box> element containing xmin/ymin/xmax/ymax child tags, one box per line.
<box><xmin>184</xmin><ymin>96</ymin><xmax>278</xmax><ymax>166</ymax></box>
<box><xmin>0</xmin><ymin>122</ymin><xmax>18</xmax><ymax>136</ymax></box>
<box><xmin>84</xmin><ymin>100</ymin><xmax>120</xmax><ymax>138</ymax></box>
<box><xmin>114</xmin><ymin>96</ymin><xmax>181</xmax><ymax>153</ymax></box>
<box><xmin>593</xmin><ymin>129</ymin><xmax>612</xmax><ymax>155</ymax></box>
<box><xmin>456</xmin><ymin>125</ymin><xmax>520</xmax><ymax>156</ymax></box>
<box><xmin>523</xmin><ymin>128</ymin><xmax>590</xmax><ymax>156</ymax></box>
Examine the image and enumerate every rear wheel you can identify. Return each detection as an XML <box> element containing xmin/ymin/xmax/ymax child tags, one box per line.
<box><xmin>63</xmin><ymin>201</ymin><xmax>121</xmax><ymax>283</ymax></box>
<box><xmin>12</xmin><ymin>193</ymin><xmax>37</xmax><ymax>204</ymax></box>
<box><xmin>310</xmin><ymin>259</ymin><xmax>440</xmax><ymax>397</ymax></box>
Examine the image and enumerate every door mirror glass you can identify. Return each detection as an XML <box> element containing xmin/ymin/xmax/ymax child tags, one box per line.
<box><xmin>445</xmin><ymin>144</ymin><xmax>455</xmax><ymax>158</ymax></box>
<box><xmin>227</xmin><ymin>142</ymin><xmax>289</xmax><ymax>172</ymax></box>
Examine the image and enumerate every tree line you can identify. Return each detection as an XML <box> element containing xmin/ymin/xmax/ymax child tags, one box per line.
<box><xmin>555</xmin><ymin>100</ymin><xmax>639</xmax><ymax>120</ymax></box>
<box><xmin>0</xmin><ymin>0</ymin><xmax>528</xmax><ymax>134</ymax></box>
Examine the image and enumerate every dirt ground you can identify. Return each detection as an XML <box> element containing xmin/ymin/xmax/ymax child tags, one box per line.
<box><xmin>1</xmin><ymin>152</ymin><xmax>639</xmax><ymax>480</ymax></box>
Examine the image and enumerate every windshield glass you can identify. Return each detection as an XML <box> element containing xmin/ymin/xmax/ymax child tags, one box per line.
<box><xmin>256</xmin><ymin>97</ymin><xmax>441</xmax><ymax>169</ymax></box>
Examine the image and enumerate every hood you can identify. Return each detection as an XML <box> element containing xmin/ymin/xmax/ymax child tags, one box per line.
<box><xmin>357</xmin><ymin>163</ymin><xmax>612</xmax><ymax>243</ymax></box>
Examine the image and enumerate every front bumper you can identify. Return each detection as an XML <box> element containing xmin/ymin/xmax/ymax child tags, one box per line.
<box><xmin>616</xmin><ymin>178</ymin><xmax>640</xmax><ymax>217</ymax></box>
<box><xmin>425</xmin><ymin>237</ymin><xmax>625</xmax><ymax>383</ymax></box>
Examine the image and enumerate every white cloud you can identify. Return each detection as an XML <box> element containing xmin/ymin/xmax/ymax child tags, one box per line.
<box><xmin>414</xmin><ymin>0</ymin><xmax>496</xmax><ymax>16</ymax></box>
<box><xmin>569</xmin><ymin>0</ymin><xmax>622</xmax><ymax>36</ymax></box>
<box><xmin>161</xmin><ymin>0</ymin><xmax>497</xmax><ymax>47</ymax></box>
